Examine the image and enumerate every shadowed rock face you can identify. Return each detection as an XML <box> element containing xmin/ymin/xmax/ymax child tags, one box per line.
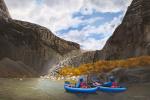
<box><xmin>0</xmin><ymin>0</ymin><xmax>80</xmax><ymax>77</ymax></box>
<box><xmin>108</xmin><ymin>66</ymin><xmax>150</xmax><ymax>83</ymax></box>
<box><xmin>0</xmin><ymin>0</ymin><xmax>10</xmax><ymax>18</ymax></box>
<box><xmin>102</xmin><ymin>0</ymin><xmax>150</xmax><ymax>60</ymax></box>
<box><xmin>0</xmin><ymin>58</ymin><xmax>37</xmax><ymax>77</ymax></box>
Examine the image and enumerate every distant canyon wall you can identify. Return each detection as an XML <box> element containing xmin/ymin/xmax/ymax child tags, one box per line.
<box><xmin>52</xmin><ymin>0</ymin><xmax>150</xmax><ymax>71</ymax></box>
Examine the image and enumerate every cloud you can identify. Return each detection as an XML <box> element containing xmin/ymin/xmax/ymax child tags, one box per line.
<box><xmin>5</xmin><ymin>0</ymin><xmax>132</xmax><ymax>50</ymax></box>
<box><xmin>59</xmin><ymin>15</ymin><xmax>123</xmax><ymax>50</ymax></box>
<box><xmin>82</xmin><ymin>0</ymin><xmax>132</xmax><ymax>13</ymax></box>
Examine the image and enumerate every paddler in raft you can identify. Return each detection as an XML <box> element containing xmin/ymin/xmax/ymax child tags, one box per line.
<box><xmin>90</xmin><ymin>76</ymin><xmax>120</xmax><ymax>88</ymax></box>
<box><xmin>66</xmin><ymin>78</ymin><xmax>89</xmax><ymax>88</ymax></box>
<box><xmin>102</xmin><ymin>76</ymin><xmax>119</xmax><ymax>88</ymax></box>
<box><xmin>109</xmin><ymin>76</ymin><xmax>119</xmax><ymax>88</ymax></box>
<box><xmin>76</xmin><ymin>78</ymin><xmax>88</xmax><ymax>88</ymax></box>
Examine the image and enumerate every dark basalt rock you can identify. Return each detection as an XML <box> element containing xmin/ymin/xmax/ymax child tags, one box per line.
<box><xmin>108</xmin><ymin>66</ymin><xmax>150</xmax><ymax>83</ymax></box>
<box><xmin>102</xmin><ymin>0</ymin><xmax>150</xmax><ymax>60</ymax></box>
<box><xmin>0</xmin><ymin>58</ymin><xmax>37</xmax><ymax>77</ymax></box>
<box><xmin>0</xmin><ymin>0</ymin><xmax>11</xmax><ymax>19</ymax></box>
<box><xmin>0</xmin><ymin>0</ymin><xmax>80</xmax><ymax>77</ymax></box>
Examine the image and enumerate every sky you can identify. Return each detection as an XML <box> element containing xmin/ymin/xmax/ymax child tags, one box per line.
<box><xmin>5</xmin><ymin>0</ymin><xmax>132</xmax><ymax>50</ymax></box>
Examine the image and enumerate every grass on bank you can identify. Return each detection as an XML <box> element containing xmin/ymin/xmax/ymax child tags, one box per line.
<box><xmin>59</xmin><ymin>56</ymin><xmax>150</xmax><ymax>76</ymax></box>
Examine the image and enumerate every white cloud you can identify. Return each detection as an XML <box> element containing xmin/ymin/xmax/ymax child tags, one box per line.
<box><xmin>5</xmin><ymin>0</ymin><xmax>132</xmax><ymax>31</ymax></box>
<box><xmin>60</xmin><ymin>15</ymin><xmax>123</xmax><ymax>50</ymax></box>
<box><xmin>77</xmin><ymin>0</ymin><xmax>132</xmax><ymax>16</ymax></box>
<box><xmin>80</xmin><ymin>38</ymin><xmax>109</xmax><ymax>50</ymax></box>
<box><xmin>4</xmin><ymin>0</ymin><xmax>132</xmax><ymax>50</ymax></box>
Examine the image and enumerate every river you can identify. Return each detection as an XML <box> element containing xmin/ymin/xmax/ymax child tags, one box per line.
<box><xmin>0</xmin><ymin>78</ymin><xmax>149</xmax><ymax>100</ymax></box>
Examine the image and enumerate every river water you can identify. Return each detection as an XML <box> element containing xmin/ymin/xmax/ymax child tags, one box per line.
<box><xmin>0</xmin><ymin>78</ymin><xmax>149</xmax><ymax>100</ymax></box>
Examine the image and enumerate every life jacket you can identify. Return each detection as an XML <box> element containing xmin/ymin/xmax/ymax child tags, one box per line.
<box><xmin>80</xmin><ymin>82</ymin><xmax>88</xmax><ymax>88</ymax></box>
<box><xmin>111</xmin><ymin>82</ymin><xmax>118</xmax><ymax>88</ymax></box>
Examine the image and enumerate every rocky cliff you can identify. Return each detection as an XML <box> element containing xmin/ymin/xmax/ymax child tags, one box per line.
<box><xmin>102</xmin><ymin>0</ymin><xmax>150</xmax><ymax>60</ymax></box>
<box><xmin>0</xmin><ymin>0</ymin><xmax>10</xmax><ymax>18</ymax></box>
<box><xmin>54</xmin><ymin>0</ymin><xmax>150</xmax><ymax>69</ymax></box>
<box><xmin>0</xmin><ymin>0</ymin><xmax>80</xmax><ymax>77</ymax></box>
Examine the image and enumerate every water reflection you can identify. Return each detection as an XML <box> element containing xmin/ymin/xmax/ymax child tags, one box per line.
<box><xmin>0</xmin><ymin>78</ymin><xmax>149</xmax><ymax>100</ymax></box>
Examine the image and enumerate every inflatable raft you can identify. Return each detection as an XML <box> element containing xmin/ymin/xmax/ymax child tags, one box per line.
<box><xmin>64</xmin><ymin>84</ymin><xmax>98</xmax><ymax>93</ymax></box>
<box><xmin>102</xmin><ymin>82</ymin><xmax>112</xmax><ymax>87</ymax></box>
<box><xmin>99</xmin><ymin>86</ymin><xmax>127</xmax><ymax>93</ymax></box>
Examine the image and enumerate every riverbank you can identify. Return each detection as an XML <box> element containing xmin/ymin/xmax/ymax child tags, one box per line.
<box><xmin>0</xmin><ymin>78</ymin><xmax>149</xmax><ymax>100</ymax></box>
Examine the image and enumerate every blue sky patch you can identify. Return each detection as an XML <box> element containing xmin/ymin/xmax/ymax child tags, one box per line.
<box><xmin>36</xmin><ymin>0</ymin><xmax>43</xmax><ymax>5</ymax></box>
<box><xmin>57</xmin><ymin>10</ymin><xmax>123</xmax><ymax>37</ymax></box>
<box><xmin>86</xmin><ymin>33</ymin><xmax>106</xmax><ymax>40</ymax></box>
<box><xmin>57</xmin><ymin>24</ymin><xmax>87</xmax><ymax>34</ymax></box>
<box><xmin>73</xmin><ymin>10</ymin><xmax>122</xmax><ymax>21</ymax></box>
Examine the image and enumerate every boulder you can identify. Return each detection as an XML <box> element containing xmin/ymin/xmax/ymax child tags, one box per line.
<box><xmin>109</xmin><ymin>66</ymin><xmax>150</xmax><ymax>83</ymax></box>
<box><xmin>0</xmin><ymin>58</ymin><xmax>37</xmax><ymax>77</ymax></box>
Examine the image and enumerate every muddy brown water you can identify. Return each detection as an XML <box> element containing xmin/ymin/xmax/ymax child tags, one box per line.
<box><xmin>0</xmin><ymin>78</ymin><xmax>149</xmax><ymax>100</ymax></box>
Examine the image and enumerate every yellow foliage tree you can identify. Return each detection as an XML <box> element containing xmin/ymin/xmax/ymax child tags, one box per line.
<box><xmin>59</xmin><ymin>56</ymin><xmax>150</xmax><ymax>76</ymax></box>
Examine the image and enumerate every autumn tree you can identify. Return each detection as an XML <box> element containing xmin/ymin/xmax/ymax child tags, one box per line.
<box><xmin>59</xmin><ymin>56</ymin><xmax>150</xmax><ymax>76</ymax></box>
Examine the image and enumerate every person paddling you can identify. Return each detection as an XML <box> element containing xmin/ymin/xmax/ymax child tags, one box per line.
<box><xmin>109</xmin><ymin>76</ymin><xmax>119</xmax><ymax>88</ymax></box>
<box><xmin>79</xmin><ymin>78</ymin><xmax>88</xmax><ymax>88</ymax></box>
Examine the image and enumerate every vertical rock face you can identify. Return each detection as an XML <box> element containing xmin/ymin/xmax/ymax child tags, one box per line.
<box><xmin>0</xmin><ymin>0</ymin><xmax>80</xmax><ymax>77</ymax></box>
<box><xmin>0</xmin><ymin>0</ymin><xmax>11</xmax><ymax>18</ymax></box>
<box><xmin>101</xmin><ymin>0</ymin><xmax>150</xmax><ymax>60</ymax></box>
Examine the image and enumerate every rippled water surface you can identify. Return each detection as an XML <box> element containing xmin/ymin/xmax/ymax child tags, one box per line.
<box><xmin>0</xmin><ymin>78</ymin><xmax>149</xmax><ymax>100</ymax></box>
